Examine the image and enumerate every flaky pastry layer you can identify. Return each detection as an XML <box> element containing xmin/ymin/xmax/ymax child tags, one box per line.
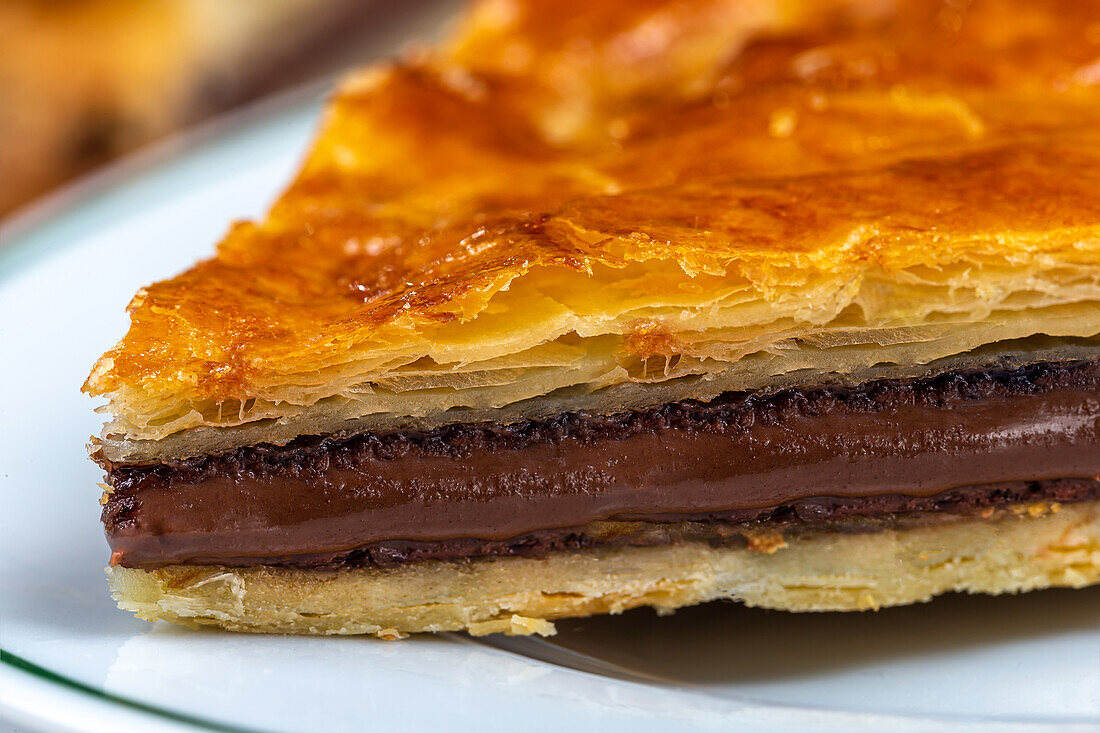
<box><xmin>102</xmin><ymin>335</ymin><xmax>1100</xmax><ymax>463</ymax></box>
<box><xmin>107</xmin><ymin>500</ymin><xmax>1100</xmax><ymax>637</ymax></box>
<box><xmin>85</xmin><ymin>0</ymin><xmax>1100</xmax><ymax>449</ymax></box>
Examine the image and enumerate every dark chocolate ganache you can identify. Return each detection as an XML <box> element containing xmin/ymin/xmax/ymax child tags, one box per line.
<box><xmin>100</xmin><ymin>359</ymin><xmax>1100</xmax><ymax>568</ymax></box>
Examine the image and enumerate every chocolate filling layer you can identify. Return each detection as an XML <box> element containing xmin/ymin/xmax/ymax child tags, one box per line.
<box><xmin>101</xmin><ymin>359</ymin><xmax>1100</xmax><ymax>568</ymax></box>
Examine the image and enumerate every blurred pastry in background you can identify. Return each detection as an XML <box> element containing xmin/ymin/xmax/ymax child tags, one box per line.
<box><xmin>0</xmin><ymin>0</ymin><xmax>381</xmax><ymax>216</ymax></box>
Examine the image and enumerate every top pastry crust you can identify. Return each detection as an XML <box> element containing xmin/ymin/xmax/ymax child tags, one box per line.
<box><xmin>85</xmin><ymin>0</ymin><xmax>1100</xmax><ymax>459</ymax></box>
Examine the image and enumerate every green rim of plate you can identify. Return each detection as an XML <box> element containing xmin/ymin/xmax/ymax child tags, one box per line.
<box><xmin>1</xmin><ymin>650</ymin><xmax>267</xmax><ymax>733</ymax></box>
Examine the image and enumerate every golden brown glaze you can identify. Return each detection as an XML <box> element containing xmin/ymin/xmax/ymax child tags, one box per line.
<box><xmin>85</xmin><ymin>0</ymin><xmax>1100</xmax><ymax>441</ymax></box>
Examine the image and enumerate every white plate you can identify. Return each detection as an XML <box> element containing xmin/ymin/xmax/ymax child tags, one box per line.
<box><xmin>2</xmin><ymin>16</ymin><xmax>1099</xmax><ymax>733</ymax></box>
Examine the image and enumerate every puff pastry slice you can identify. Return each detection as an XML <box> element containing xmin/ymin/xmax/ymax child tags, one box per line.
<box><xmin>88</xmin><ymin>0</ymin><xmax>1100</xmax><ymax>636</ymax></box>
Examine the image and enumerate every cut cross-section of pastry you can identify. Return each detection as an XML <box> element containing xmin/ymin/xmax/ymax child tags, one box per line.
<box><xmin>87</xmin><ymin>0</ymin><xmax>1100</xmax><ymax>637</ymax></box>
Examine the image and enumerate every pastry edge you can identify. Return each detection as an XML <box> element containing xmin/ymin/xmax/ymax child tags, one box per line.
<box><xmin>107</xmin><ymin>499</ymin><xmax>1100</xmax><ymax>639</ymax></box>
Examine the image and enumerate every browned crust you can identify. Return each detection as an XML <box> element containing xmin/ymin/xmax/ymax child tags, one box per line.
<box><xmin>84</xmin><ymin>0</ymin><xmax>1100</xmax><ymax>449</ymax></box>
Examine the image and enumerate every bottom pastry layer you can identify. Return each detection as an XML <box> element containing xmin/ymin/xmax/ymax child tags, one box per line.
<box><xmin>107</xmin><ymin>499</ymin><xmax>1100</xmax><ymax>638</ymax></box>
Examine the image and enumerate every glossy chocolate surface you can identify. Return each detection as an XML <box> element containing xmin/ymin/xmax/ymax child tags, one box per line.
<box><xmin>101</xmin><ymin>359</ymin><xmax>1100</xmax><ymax>568</ymax></box>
